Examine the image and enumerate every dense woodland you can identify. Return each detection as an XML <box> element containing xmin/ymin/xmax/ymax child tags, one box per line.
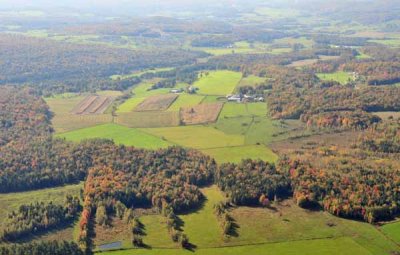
<box><xmin>0</xmin><ymin>34</ymin><xmax>206</xmax><ymax>93</ymax></box>
<box><xmin>216</xmin><ymin>160</ymin><xmax>291</xmax><ymax>205</ymax></box>
<box><xmin>0</xmin><ymin>241</ymin><xmax>83</xmax><ymax>255</ymax></box>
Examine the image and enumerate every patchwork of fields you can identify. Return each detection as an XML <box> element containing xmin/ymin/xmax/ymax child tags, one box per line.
<box><xmin>42</xmin><ymin>70</ymin><xmax>400</xmax><ymax>255</ymax></box>
<box><xmin>52</xmin><ymin>71</ymin><xmax>279</xmax><ymax>163</ymax></box>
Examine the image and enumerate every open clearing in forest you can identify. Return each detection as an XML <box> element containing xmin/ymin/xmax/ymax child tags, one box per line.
<box><xmin>56</xmin><ymin>123</ymin><xmax>171</xmax><ymax>149</ymax></box>
<box><xmin>71</xmin><ymin>95</ymin><xmax>115</xmax><ymax>115</ymax></box>
<box><xmin>180</xmin><ymin>103</ymin><xmax>224</xmax><ymax>125</ymax></box>
<box><xmin>115</xmin><ymin>111</ymin><xmax>180</xmax><ymax>128</ymax></box>
<box><xmin>194</xmin><ymin>70</ymin><xmax>242</xmax><ymax>95</ymax></box>
<box><xmin>134</xmin><ymin>94</ymin><xmax>178</xmax><ymax>111</ymax></box>
<box><xmin>316</xmin><ymin>71</ymin><xmax>353</xmax><ymax>85</ymax></box>
<box><xmin>202</xmin><ymin>145</ymin><xmax>278</xmax><ymax>163</ymax></box>
<box><xmin>100</xmin><ymin>185</ymin><xmax>398</xmax><ymax>255</ymax></box>
<box><xmin>286</xmin><ymin>58</ymin><xmax>319</xmax><ymax>68</ymax></box>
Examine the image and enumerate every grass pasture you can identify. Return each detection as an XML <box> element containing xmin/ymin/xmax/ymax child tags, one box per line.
<box><xmin>115</xmin><ymin>111</ymin><xmax>180</xmax><ymax>128</ymax></box>
<box><xmin>194</xmin><ymin>71</ymin><xmax>242</xmax><ymax>95</ymax></box>
<box><xmin>56</xmin><ymin>123</ymin><xmax>171</xmax><ymax>149</ymax></box>
<box><xmin>219</xmin><ymin>102</ymin><xmax>266</xmax><ymax>118</ymax></box>
<box><xmin>116</xmin><ymin>97</ymin><xmax>146</xmax><ymax>113</ymax></box>
<box><xmin>317</xmin><ymin>71</ymin><xmax>353</xmax><ymax>85</ymax></box>
<box><xmin>237</xmin><ymin>75</ymin><xmax>268</xmax><ymax>88</ymax></box>
<box><xmin>99</xmin><ymin>238</ymin><xmax>371</xmax><ymax>255</ymax></box>
<box><xmin>141</xmin><ymin>126</ymin><xmax>244</xmax><ymax>149</ymax></box>
<box><xmin>202</xmin><ymin>145</ymin><xmax>278</xmax><ymax>164</ymax></box>
<box><xmin>381</xmin><ymin>221</ymin><xmax>400</xmax><ymax>245</ymax></box>
<box><xmin>167</xmin><ymin>94</ymin><xmax>205</xmax><ymax>111</ymax></box>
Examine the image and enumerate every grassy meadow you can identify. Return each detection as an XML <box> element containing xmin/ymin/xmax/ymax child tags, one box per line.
<box><xmin>57</xmin><ymin>123</ymin><xmax>172</xmax><ymax>149</ymax></box>
<box><xmin>316</xmin><ymin>72</ymin><xmax>353</xmax><ymax>85</ymax></box>
<box><xmin>194</xmin><ymin>71</ymin><xmax>242</xmax><ymax>95</ymax></box>
<box><xmin>381</xmin><ymin>221</ymin><xmax>400</xmax><ymax>245</ymax></box>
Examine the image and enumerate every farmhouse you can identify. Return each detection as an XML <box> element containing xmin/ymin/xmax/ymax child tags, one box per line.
<box><xmin>170</xmin><ymin>88</ymin><xmax>184</xmax><ymax>94</ymax></box>
<box><xmin>226</xmin><ymin>94</ymin><xmax>264</xmax><ymax>103</ymax></box>
<box><xmin>227</xmin><ymin>94</ymin><xmax>242</xmax><ymax>102</ymax></box>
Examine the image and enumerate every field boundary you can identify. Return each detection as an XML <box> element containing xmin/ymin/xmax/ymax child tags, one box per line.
<box><xmin>94</xmin><ymin>235</ymin><xmax>346</xmax><ymax>253</ymax></box>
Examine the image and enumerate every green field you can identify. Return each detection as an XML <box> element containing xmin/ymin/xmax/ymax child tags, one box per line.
<box><xmin>141</xmin><ymin>125</ymin><xmax>244</xmax><ymax>149</ymax></box>
<box><xmin>116</xmin><ymin>81</ymin><xmax>186</xmax><ymax>113</ymax></box>
<box><xmin>202</xmin><ymin>145</ymin><xmax>278</xmax><ymax>163</ymax></box>
<box><xmin>98</xmin><ymin>238</ymin><xmax>372</xmax><ymax>255</ymax></box>
<box><xmin>139</xmin><ymin>215</ymin><xmax>176</xmax><ymax>248</ymax></box>
<box><xmin>237</xmin><ymin>75</ymin><xmax>268</xmax><ymax>88</ymax></box>
<box><xmin>110</xmin><ymin>68</ymin><xmax>174</xmax><ymax>80</ymax></box>
<box><xmin>381</xmin><ymin>221</ymin><xmax>400</xmax><ymax>244</ymax></box>
<box><xmin>317</xmin><ymin>72</ymin><xmax>353</xmax><ymax>85</ymax></box>
<box><xmin>57</xmin><ymin>123</ymin><xmax>171</xmax><ymax>149</ymax></box>
<box><xmin>219</xmin><ymin>103</ymin><xmax>266</xmax><ymax>118</ymax></box>
<box><xmin>194</xmin><ymin>71</ymin><xmax>242</xmax><ymax>95</ymax></box>
<box><xmin>116</xmin><ymin>97</ymin><xmax>146</xmax><ymax>113</ymax></box>
<box><xmin>167</xmin><ymin>94</ymin><xmax>205</xmax><ymax>111</ymax></box>
<box><xmin>179</xmin><ymin>186</ymin><xmax>226</xmax><ymax>247</ymax></box>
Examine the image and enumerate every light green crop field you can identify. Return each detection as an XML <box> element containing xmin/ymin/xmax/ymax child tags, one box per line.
<box><xmin>213</xmin><ymin>116</ymin><xmax>254</xmax><ymax>135</ymax></box>
<box><xmin>202</xmin><ymin>145</ymin><xmax>278</xmax><ymax>163</ymax></box>
<box><xmin>194</xmin><ymin>71</ymin><xmax>242</xmax><ymax>95</ymax></box>
<box><xmin>56</xmin><ymin>123</ymin><xmax>171</xmax><ymax>149</ymax></box>
<box><xmin>381</xmin><ymin>221</ymin><xmax>400</xmax><ymax>244</ymax></box>
<box><xmin>167</xmin><ymin>94</ymin><xmax>205</xmax><ymax>111</ymax></box>
<box><xmin>133</xmin><ymin>81</ymin><xmax>171</xmax><ymax>98</ymax></box>
<box><xmin>369</xmin><ymin>39</ymin><xmax>400</xmax><ymax>47</ymax></box>
<box><xmin>244</xmin><ymin>117</ymin><xmax>278</xmax><ymax>145</ymax></box>
<box><xmin>317</xmin><ymin>71</ymin><xmax>353</xmax><ymax>85</ymax></box>
<box><xmin>200</xmin><ymin>95</ymin><xmax>225</xmax><ymax>103</ymax></box>
<box><xmin>0</xmin><ymin>183</ymin><xmax>82</xmax><ymax>233</ymax></box>
<box><xmin>116</xmin><ymin>97</ymin><xmax>146</xmax><ymax>113</ymax></box>
<box><xmin>237</xmin><ymin>75</ymin><xmax>267</xmax><ymax>88</ymax></box>
<box><xmin>116</xmin><ymin>80</ymin><xmax>179</xmax><ymax>113</ymax></box>
<box><xmin>140</xmin><ymin>125</ymin><xmax>244</xmax><ymax>149</ymax></box>
<box><xmin>219</xmin><ymin>103</ymin><xmax>266</xmax><ymax>118</ymax></box>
